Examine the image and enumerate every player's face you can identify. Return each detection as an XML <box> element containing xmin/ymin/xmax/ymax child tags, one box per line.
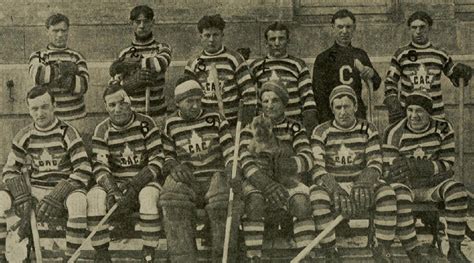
<box><xmin>47</xmin><ymin>21</ymin><xmax>69</xmax><ymax>48</ymax></box>
<box><xmin>200</xmin><ymin>28</ymin><xmax>224</xmax><ymax>54</ymax></box>
<box><xmin>132</xmin><ymin>13</ymin><xmax>154</xmax><ymax>39</ymax></box>
<box><xmin>261</xmin><ymin>91</ymin><xmax>285</xmax><ymax>122</ymax></box>
<box><xmin>178</xmin><ymin>95</ymin><xmax>202</xmax><ymax>120</ymax></box>
<box><xmin>333</xmin><ymin>17</ymin><xmax>355</xmax><ymax>47</ymax></box>
<box><xmin>410</xmin><ymin>19</ymin><xmax>430</xmax><ymax>45</ymax></box>
<box><xmin>266</xmin><ymin>30</ymin><xmax>288</xmax><ymax>58</ymax></box>
<box><xmin>332</xmin><ymin>96</ymin><xmax>357</xmax><ymax>128</ymax></box>
<box><xmin>28</xmin><ymin>93</ymin><xmax>56</xmax><ymax>129</ymax></box>
<box><xmin>407</xmin><ymin>105</ymin><xmax>430</xmax><ymax>130</ymax></box>
<box><xmin>105</xmin><ymin>91</ymin><xmax>133</xmax><ymax>126</ymax></box>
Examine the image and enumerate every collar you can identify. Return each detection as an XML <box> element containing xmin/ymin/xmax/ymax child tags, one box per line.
<box><xmin>333</xmin><ymin>41</ymin><xmax>352</xmax><ymax>49</ymax></box>
<box><xmin>34</xmin><ymin>117</ymin><xmax>59</xmax><ymax>132</ymax></box>
<box><xmin>410</xmin><ymin>41</ymin><xmax>432</xmax><ymax>49</ymax></box>
<box><xmin>203</xmin><ymin>46</ymin><xmax>225</xmax><ymax>56</ymax></box>
<box><xmin>332</xmin><ymin>118</ymin><xmax>358</xmax><ymax>131</ymax></box>
<box><xmin>47</xmin><ymin>44</ymin><xmax>68</xmax><ymax>50</ymax></box>
<box><xmin>266</xmin><ymin>53</ymin><xmax>289</xmax><ymax>59</ymax></box>
<box><xmin>406</xmin><ymin>118</ymin><xmax>432</xmax><ymax>134</ymax></box>
<box><xmin>178</xmin><ymin>109</ymin><xmax>203</xmax><ymax>121</ymax></box>
<box><xmin>110</xmin><ymin>112</ymin><xmax>136</xmax><ymax>130</ymax></box>
<box><xmin>132</xmin><ymin>33</ymin><xmax>155</xmax><ymax>46</ymax></box>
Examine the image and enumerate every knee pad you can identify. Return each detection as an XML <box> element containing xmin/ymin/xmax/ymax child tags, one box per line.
<box><xmin>245</xmin><ymin>193</ymin><xmax>265</xmax><ymax>220</ymax></box>
<box><xmin>87</xmin><ymin>187</ymin><xmax>107</xmax><ymax>216</ymax></box>
<box><xmin>0</xmin><ymin>190</ymin><xmax>12</xmax><ymax>215</ymax></box>
<box><xmin>66</xmin><ymin>190</ymin><xmax>87</xmax><ymax>218</ymax></box>
<box><xmin>289</xmin><ymin>194</ymin><xmax>312</xmax><ymax>218</ymax></box>
<box><xmin>139</xmin><ymin>185</ymin><xmax>160</xmax><ymax>214</ymax></box>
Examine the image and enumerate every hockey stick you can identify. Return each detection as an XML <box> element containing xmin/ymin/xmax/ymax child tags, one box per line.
<box><xmin>222</xmin><ymin>101</ymin><xmax>244</xmax><ymax>263</ymax></box>
<box><xmin>290</xmin><ymin>214</ymin><xmax>344</xmax><ymax>263</ymax></box>
<box><xmin>458</xmin><ymin>78</ymin><xmax>465</xmax><ymax>178</ymax></box>
<box><xmin>68</xmin><ymin>203</ymin><xmax>119</xmax><ymax>263</ymax></box>
<box><xmin>354</xmin><ymin>59</ymin><xmax>374</xmax><ymax>122</ymax></box>
<box><xmin>145</xmin><ymin>87</ymin><xmax>150</xmax><ymax>115</ymax></box>
<box><xmin>209</xmin><ymin>63</ymin><xmax>225</xmax><ymax>118</ymax></box>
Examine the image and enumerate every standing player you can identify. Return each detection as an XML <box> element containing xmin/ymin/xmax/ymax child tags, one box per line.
<box><xmin>249</xmin><ymin>22</ymin><xmax>318</xmax><ymax>132</ymax></box>
<box><xmin>312</xmin><ymin>9</ymin><xmax>381</xmax><ymax>124</ymax></box>
<box><xmin>384</xmin><ymin>11</ymin><xmax>472</xmax><ymax>124</ymax></box>
<box><xmin>0</xmin><ymin>85</ymin><xmax>91</xmax><ymax>261</ymax></box>
<box><xmin>383</xmin><ymin>90</ymin><xmax>469</xmax><ymax>263</ymax></box>
<box><xmin>184</xmin><ymin>14</ymin><xmax>257</xmax><ymax>128</ymax></box>
<box><xmin>159</xmin><ymin>76</ymin><xmax>238</xmax><ymax>262</ymax></box>
<box><xmin>110</xmin><ymin>5</ymin><xmax>172</xmax><ymax>120</ymax></box>
<box><xmin>86</xmin><ymin>83</ymin><xmax>164</xmax><ymax>262</ymax></box>
<box><xmin>239</xmin><ymin>79</ymin><xmax>315</xmax><ymax>262</ymax></box>
<box><xmin>309</xmin><ymin>85</ymin><xmax>397</xmax><ymax>262</ymax></box>
<box><xmin>28</xmin><ymin>13</ymin><xmax>89</xmax><ymax>131</ymax></box>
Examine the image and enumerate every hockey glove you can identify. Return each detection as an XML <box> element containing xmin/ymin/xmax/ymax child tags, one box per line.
<box><xmin>302</xmin><ymin>109</ymin><xmax>318</xmax><ymax>133</ymax></box>
<box><xmin>319</xmin><ymin>174</ymin><xmax>353</xmax><ymax>218</ymax></box>
<box><xmin>109</xmin><ymin>58</ymin><xmax>140</xmax><ymax>77</ymax></box>
<box><xmin>164</xmin><ymin>160</ymin><xmax>195</xmax><ymax>185</ymax></box>
<box><xmin>98</xmin><ymin>174</ymin><xmax>123</xmax><ymax>210</ymax></box>
<box><xmin>384</xmin><ymin>95</ymin><xmax>405</xmax><ymax>124</ymax></box>
<box><xmin>36</xmin><ymin>180</ymin><xmax>79</xmax><ymax>222</ymax></box>
<box><xmin>5</xmin><ymin>176</ymin><xmax>33</xmax><ymax>219</ymax></box>
<box><xmin>274</xmin><ymin>157</ymin><xmax>299</xmax><ymax>177</ymax></box>
<box><xmin>249</xmin><ymin>171</ymin><xmax>289</xmax><ymax>210</ymax></box>
<box><xmin>352</xmin><ymin>167</ymin><xmax>379</xmax><ymax>214</ymax></box>
<box><xmin>451</xmin><ymin>63</ymin><xmax>472</xmax><ymax>87</ymax></box>
<box><xmin>121</xmin><ymin>69</ymin><xmax>155</xmax><ymax>93</ymax></box>
<box><xmin>225</xmin><ymin>163</ymin><xmax>242</xmax><ymax>195</ymax></box>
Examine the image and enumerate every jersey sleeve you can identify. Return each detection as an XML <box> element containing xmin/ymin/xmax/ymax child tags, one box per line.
<box><xmin>72</xmin><ymin>52</ymin><xmax>89</xmax><ymax>95</ymax></box>
<box><xmin>310</xmin><ymin>126</ymin><xmax>329</xmax><ymax>181</ymax></box>
<box><xmin>64</xmin><ymin>125</ymin><xmax>92</xmax><ymax>187</ymax></box>
<box><xmin>144</xmin><ymin>119</ymin><xmax>165</xmax><ymax>180</ymax></box>
<box><xmin>28</xmin><ymin>51</ymin><xmax>58</xmax><ymax>84</ymax></box>
<box><xmin>290</xmin><ymin>125</ymin><xmax>314</xmax><ymax>174</ymax></box>
<box><xmin>298</xmin><ymin>62</ymin><xmax>317</xmax><ymax>113</ymax></box>
<box><xmin>239</xmin><ymin>125</ymin><xmax>261</xmax><ymax>179</ymax></box>
<box><xmin>91</xmin><ymin>125</ymin><xmax>112</xmax><ymax>183</ymax></box>
<box><xmin>384</xmin><ymin>52</ymin><xmax>402</xmax><ymax>99</ymax></box>
<box><xmin>365</xmin><ymin>122</ymin><xmax>383</xmax><ymax>174</ymax></box>
<box><xmin>142</xmin><ymin>43</ymin><xmax>172</xmax><ymax>73</ymax></box>
<box><xmin>2</xmin><ymin>131</ymin><xmax>28</xmax><ymax>182</ymax></box>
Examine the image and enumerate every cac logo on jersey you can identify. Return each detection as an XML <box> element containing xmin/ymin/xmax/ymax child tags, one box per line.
<box><xmin>204</xmin><ymin>73</ymin><xmax>225</xmax><ymax>99</ymax></box>
<box><xmin>36</xmin><ymin>149</ymin><xmax>60</xmax><ymax>172</ymax></box>
<box><xmin>184</xmin><ymin>131</ymin><xmax>210</xmax><ymax>156</ymax></box>
<box><xmin>410</xmin><ymin>64</ymin><xmax>433</xmax><ymax>91</ymax></box>
<box><xmin>334</xmin><ymin>143</ymin><xmax>356</xmax><ymax>166</ymax></box>
<box><xmin>120</xmin><ymin>143</ymin><xmax>142</xmax><ymax>167</ymax></box>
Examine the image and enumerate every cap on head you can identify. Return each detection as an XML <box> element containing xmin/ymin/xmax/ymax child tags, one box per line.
<box><xmin>174</xmin><ymin>76</ymin><xmax>204</xmax><ymax>103</ymax></box>
<box><xmin>405</xmin><ymin>90</ymin><xmax>433</xmax><ymax>114</ymax></box>
<box><xmin>407</xmin><ymin>11</ymin><xmax>433</xmax><ymax>27</ymax></box>
<box><xmin>329</xmin><ymin>85</ymin><xmax>357</xmax><ymax>107</ymax></box>
<box><xmin>130</xmin><ymin>5</ymin><xmax>154</xmax><ymax>20</ymax></box>
<box><xmin>260</xmin><ymin>79</ymin><xmax>289</xmax><ymax>106</ymax></box>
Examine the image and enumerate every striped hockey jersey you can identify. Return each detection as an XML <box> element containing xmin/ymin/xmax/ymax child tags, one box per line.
<box><xmin>28</xmin><ymin>45</ymin><xmax>89</xmax><ymax>121</ymax></box>
<box><xmin>92</xmin><ymin>113</ymin><xmax>164</xmax><ymax>183</ymax></box>
<box><xmin>162</xmin><ymin>109</ymin><xmax>234</xmax><ymax>181</ymax></box>
<box><xmin>240</xmin><ymin>115</ymin><xmax>314</xmax><ymax>179</ymax></box>
<box><xmin>384</xmin><ymin>42</ymin><xmax>457</xmax><ymax>119</ymax></box>
<box><xmin>2</xmin><ymin>118</ymin><xmax>91</xmax><ymax>189</ymax></box>
<box><xmin>249</xmin><ymin>55</ymin><xmax>317</xmax><ymax>120</ymax></box>
<box><xmin>382</xmin><ymin>117</ymin><xmax>455</xmax><ymax>175</ymax></box>
<box><xmin>310</xmin><ymin>119</ymin><xmax>382</xmax><ymax>183</ymax></box>
<box><xmin>184</xmin><ymin>46</ymin><xmax>257</xmax><ymax>126</ymax></box>
<box><xmin>112</xmin><ymin>39</ymin><xmax>172</xmax><ymax>117</ymax></box>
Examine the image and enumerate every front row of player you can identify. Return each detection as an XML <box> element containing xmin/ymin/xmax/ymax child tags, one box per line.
<box><xmin>0</xmin><ymin>78</ymin><xmax>470</xmax><ymax>263</ymax></box>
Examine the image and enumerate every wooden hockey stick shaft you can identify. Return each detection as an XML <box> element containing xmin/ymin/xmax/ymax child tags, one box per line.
<box><xmin>145</xmin><ymin>87</ymin><xmax>150</xmax><ymax>115</ymax></box>
<box><xmin>209</xmin><ymin>63</ymin><xmax>225</xmax><ymax>118</ymax></box>
<box><xmin>291</xmin><ymin>215</ymin><xmax>344</xmax><ymax>263</ymax></box>
<box><xmin>22</xmin><ymin>169</ymin><xmax>43</xmax><ymax>263</ymax></box>
<box><xmin>366</xmin><ymin>79</ymin><xmax>374</xmax><ymax>123</ymax></box>
<box><xmin>222</xmin><ymin>101</ymin><xmax>244</xmax><ymax>263</ymax></box>
<box><xmin>458</xmin><ymin>78</ymin><xmax>465</xmax><ymax>178</ymax></box>
<box><xmin>68</xmin><ymin>204</ymin><xmax>119</xmax><ymax>263</ymax></box>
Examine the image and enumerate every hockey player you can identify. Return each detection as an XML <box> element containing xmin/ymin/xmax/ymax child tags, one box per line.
<box><xmin>86</xmin><ymin>83</ymin><xmax>164</xmax><ymax>262</ymax></box>
<box><xmin>383</xmin><ymin>90</ymin><xmax>470</xmax><ymax>263</ymax></box>
<box><xmin>0</xmin><ymin>84</ymin><xmax>91</xmax><ymax>261</ymax></box>
<box><xmin>312</xmin><ymin>9</ymin><xmax>381</xmax><ymax>124</ymax></box>
<box><xmin>109</xmin><ymin>5</ymin><xmax>172</xmax><ymax>120</ymax></box>
<box><xmin>184</xmin><ymin>14</ymin><xmax>257</xmax><ymax>128</ymax></box>
<box><xmin>239</xmin><ymin>79</ymin><xmax>315</xmax><ymax>262</ymax></box>
<box><xmin>249</xmin><ymin>22</ymin><xmax>318</xmax><ymax>132</ymax></box>
<box><xmin>159</xmin><ymin>76</ymin><xmax>239</xmax><ymax>263</ymax></box>
<box><xmin>310</xmin><ymin>85</ymin><xmax>397</xmax><ymax>262</ymax></box>
<box><xmin>384</xmin><ymin>11</ymin><xmax>472</xmax><ymax>124</ymax></box>
<box><xmin>28</xmin><ymin>13</ymin><xmax>89</xmax><ymax>131</ymax></box>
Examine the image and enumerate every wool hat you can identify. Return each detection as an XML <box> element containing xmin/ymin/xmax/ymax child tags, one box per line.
<box><xmin>174</xmin><ymin>78</ymin><xmax>204</xmax><ymax>103</ymax></box>
<box><xmin>260</xmin><ymin>79</ymin><xmax>289</xmax><ymax>106</ymax></box>
<box><xmin>405</xmin><ymin>90</ymin><xmax>433</xmax><ymax>114</ymax></box>
<box><xmin>329</xmin><ymin>85</ymin><xmax>357</xmax><ymax>107</ymax></box>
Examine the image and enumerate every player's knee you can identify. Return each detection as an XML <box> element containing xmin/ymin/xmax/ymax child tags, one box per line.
<box><xmin>139</xmin><ymin>186</ymin><xmax>160</xmax><ymax>214</ymax></box>
<box><xmin>87</xmin><ymin>187</ymin><xmax>107</xmax><ymax>215</ymax></box>
<box><xmin>392</xmin><ymin>183</ymin><xmax>414</xmax><ymax>202</ymax></box>
<box><xmin>442</xmin><ymin>179</ymin><xmax>467</xmax><ymax>200</ymax></box>
<box><xmin>66</xmin><ymin>191</ymin><xmax>87</xmax><ymax>217</ymax></box>
<box><xmin>245</xmin><ymin>193</ymin><xmax>265</xmax><ymax>220</ymax></box>
<box><xmin>289</xmin><ymin>194</ymin><xmax>312</xmax><ymax>218</ymax></box>
<box><xmin>0</xmin><ymin>191</ymin><xmax>12</xmax><ymax>214</ymax></box>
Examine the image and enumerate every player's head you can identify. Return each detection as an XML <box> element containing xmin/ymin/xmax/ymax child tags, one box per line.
<box><xmin>27</xmin><ymin>84</ymin><xmax>56</xmax><ymax>129</ymax></box>
<box><xmin>331</xmin><ymin>9</ymin><xmax>356</xmax><ymax>47</ymax></box>
<box><xmin>264</xmin><ymin>22</ymin><xmax>290</xmax><ymax>58</ymax></box>
<box><xmin>103</xmin><ymin>82</ymin><xmax>134</xmax><ymax>126</ymax></box>
<box><xmin>175</xmin><ymin>76</ymin><xmax>204</xmax><ymax>120</ymax></box>
<box><xmin>407</xmin><ymin>11</ymin><xmax>432</xmax><ymax>45</ymax></box>
<box><xmin>260</xmin><ymin>79</ymin><xmax>288</xmax><ymax>122</ymax></box>
<box><xmin>46</xmin><ymin>13</ymin><xmax>70</xmax><ymax>48</ymax></box>
<box><xmin>330</xmin><ymin>85</ymin><xmax>358</xmax><ymax>128</ymax></box>
<box><xmin>405</xmin><ymin>90</ymin><xmax>432</xmax><ymax>130</ymax></box>
<box><xmin>130</xmin><ymin>5</ymin><xmax>155</xmax><ymax>40</ymax></box>
<box><xmin>198</xmin><ymin>14</ymin><xmax>225</xmax><ymax>54</ymax></box>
